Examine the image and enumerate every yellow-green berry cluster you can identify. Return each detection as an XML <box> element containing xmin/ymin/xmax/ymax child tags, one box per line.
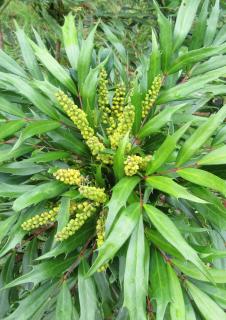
<box><xmin>109</xmin><ymin>104</ymin><xmax>135</xmax><ymax>149</ymax></box>
<box><xmin>98</xmin><ymin>68</ymin><xmax>110</xmax><ymax>123</ymax></box>
<box><xmin>142</xmin><ymin>75</ymin><xmax>162</xmax><ymax>119</ymax></box>
<box><xmin>53</xmin><ymin>168</ymin><xmax>84</xmax><ymax>186</ymax></box>
<box><xmin>139</xmin><ymin>155</ymin><xmax>152</xmax><ymax>170</ymax></box>
<box><xmin>112</xmin><ymin>84</ymin><xmax>126</xmax><ymax>118</ymax></box>
<box><xmin>55</xmin><ymin>91</ymin><xmax>94</xmax><ymax>140</ymax></box>
<box><xmin>55</xmin><ymin>91</ymin><xmax>107</xmax><ymax>161</ymax></box>
<box><xmin>96</xmin><ymin>212</ymin><xmax>108</xmax><ymax>272</ymax></box>
<box><xmin>124</xmin><ymin>155</ymin><xmax>152</xmax><ymax>176</ymax></box>
<box><xmin>106</xmin><ymin>84</ymin><xmax>126</xmax><ymax>136</ymax></box>
<box><xmin>55</xmin><ymin>201</ymin><xmax>97</xmax><ymax>241</ymax></box>
<box><xmin>124</xmin><ymin>155</ymin><xmax>143</xmax><ymax>176</ymax></box>
<box><xmin>21</xmin><ymin>206</ymin><xmax>59</xmax><ymax>231</ymax></box>
<box><xmin>79</xmin><ymin>186</ymin><xmax>107</xmax><ymax>203</ymax></box>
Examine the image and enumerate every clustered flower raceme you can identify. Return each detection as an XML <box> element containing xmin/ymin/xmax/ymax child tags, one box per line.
<box><xmin>98</xmin><ymin>68</ymin><xmax>109</xmax><ymax>124</ymax></box>
<box><xmin>53</xmin><ymin>168</ymin><xmax>84</xmax><ymax>185</ymax></box>
<box><xmin>142</xmin><ymin>74</ymin><xmax>162</xmax><ymax>118</ymax></box>
<box><xmin>124</xmin><ymin>154</ymin><xmax>152</xmax><ymax>176</ymax></box>
<box><xmin>21</xmin><ymin>202</ymin><xmax>77</xmax><ymax>231</ymax></box>
<box><xmin>55</xmin><ymin>201</ymin><xmax>97</xmax><ymax>241</ymax></box>
<box><xmin>96</xmin><ymin>211</ymin><xmax>108</xmax><ymax>272</ymax></box>
<box><xmin>79</xmin><ymin>186</ymin><xmax>107</xmax><ymax>203</ymax></box>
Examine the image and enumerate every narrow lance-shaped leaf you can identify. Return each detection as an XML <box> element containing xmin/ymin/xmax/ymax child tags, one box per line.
<box><xmin>15</xmin><ymin>21</ymin><xmax>43</xmax><ymax>80</ymax></box>
<box><xmin>77</xmin><ymin>25</ymin><xmax>97</xmax><ymax>89</ymax></box>
<box><xmin>204</xmin><ymin>0</ymin><xmax>220</xmax><ymax>46</ymax></box>
<box><xmin>12</xmin><ymin>120</ymin><xmax>61</xmax><ymax>151</ymax></box>
<box><xmin>13</xmin><ymin>181</ymin><xmax>68</xmax><ymax>211</ymax></box>
<box><xmin>167</xmin><ymin>264</ymin><xmax>185</xmax><ymax>320</ymax></box>
<box><xmin>0</xmin><ymin>49</ymin><xmax>27</xmax><ymax>77</ymax></box>
<box><xmin>62</xmin><ymin>13</ymin><xmax>79</xmax><ymax>70</ymax></box>
<box><xmin>173</xmin><ymin>0</ymin><xmax>201</xmax><ymax>50</ymax></box>
<box><xmin>198</xmin><ymin>145</ymin><xmax>226</xmax><ymax>165</ymax></box>
<box><xmin>173</xmin><ymin>259</ymin><xmax>226</xmax><ymax>283</ymax></box>
<box><xmin>146</xmin><ymin>176</ymin><xmax>206</xmax><ymax>203</ymax></box>
<box><xmin>147</xmin><ymin>29</ymin><xmax>161</xmax><ymax>87</ymax></box>
<box><xmin>157</xmin><ymin>67</ymin><xmax>226</xmax><ymax>104</ymax></box>
<box><xmin>186</xmin><ymin>281</ymin><xmax>226</xmax><ymax>320</ymax></box>
<box><xmin>113</xmin><ymin>132</ymin><xmax>129</xmax><ymax>181</ymax></box>
<box><xmin>0</xmin><ymin>96</ymin><xmax>25</xmax><ymax>117</ymax></box>
<box><xmin>177</xmin><ymin>168</ymin><xmax>226</xmax><ymax>197</ymax></box>
<box><xmin>144</xmin><ymin>204</ymin><xmax>212</xmax><ymax>281</ymax></box>
<box><xmin>190</xmin><ymin>0</ymin><xmax>209</xmax><ymax>50</ymax></box>
<box><xmin>153</xmin><ymin>0</ymin><xmax>172</xmax><ymax>71</ymax></box>
<box><xmin>124</xmin><ymin>216</ymin><xmax>147</xmax><ymax>320</ymax></box>
<box><xmin>138</xmin><ymin>104</ymin><xmax>185</xmax><ymax>139</ymax></box>
<box><xmin>146</xmin><ymin>122</ymin><xmax>191</xmax><ymax>174</ymax></box>
<box><xmin>88</xmin><ymin>203</ymin><xmax>141</xmax><ymax>275</ymax></box>
<box><xmin>105</xmin><ymin>176</ymin><xmax>140</xmax><ymax>234</ymax></box>
<box><xmin>168</xmin><ymin>44</ymin><xmax>226</xmax><ymax>74</ymax></box>
<box><xmin>149</xmin><ymin>249</ymin><xmax>170</xmax><ymax>320</ymax></box>
<box><xmin>78</xmin><ymin>259</ymin><xmax>97</xmax><ymax>320</ymax></box>
<box><xmin>176</xmin><ymin>104</ymin><xmax>226</xmax><ymax>166</ymax></box>
<box><xmin>55</xmin><ymin>281</ymin><xmax>73</xmax><ymax>320</ymax></box>
<box><xmin>2</xmin><ymin>256</ymin><xmax>76</xmax><ymax>289</ymax></box>
<box><xmin>30</xmin><ymin>40</ymin><xmax>77</xmax><ymax>95</ymax></box>
<box><xmin>0</xmin><ymin>120</ymin><xmax>26</xmax><ymax>140</ymax></box>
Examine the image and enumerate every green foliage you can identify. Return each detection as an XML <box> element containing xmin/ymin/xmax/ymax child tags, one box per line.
<box><xmin>0</xmin><ymin>1</ymin><xmax>226</xmax><ymax>319</ymax></box>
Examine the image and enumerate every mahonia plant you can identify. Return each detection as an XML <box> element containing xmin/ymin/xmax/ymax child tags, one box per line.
<box><xmin>0</xmin><ymin>1</ymin><xmax>226</xmax><ymax>319</ymax></box>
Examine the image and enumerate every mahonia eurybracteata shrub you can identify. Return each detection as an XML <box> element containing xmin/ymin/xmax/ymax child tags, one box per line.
<box><xmin>1</xmin><ymin>1</ymin><xmax>226</xmax><ymax>319</ymax></box>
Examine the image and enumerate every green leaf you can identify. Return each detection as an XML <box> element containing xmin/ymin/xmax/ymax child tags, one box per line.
<box><xmin>148</xmin><ymin>29</ymin><xmax>161</xmax><ymax>87</ymax></box>
<box><xmin>149</xmin><ymin>249</ymin><xmax>170</xmax><ymax>320</ymax></box>
<box><xmin>138</xmin><ymin>104</ymin><xmax>185</xmax><ymax>139</ymax></box>
<box><xmin>62</xmin><ymin>13</ymin><xmax>79</xmax><ymax>70</ymax></box>
<box><xmin>204</xmin><ymin>0</ymin><xmax>220</xmax><ymax>46</ymax></box>
<box><xmin>105</xmin><ymin>176</ymin><xmax>140</xmax><ymax>234</ymax></box>
<box><xmin>0</xmin><ymin>49</ymin><xmax>27</xmax><ymax>78</ymax></box>
<box><xmin>2</xmin><ymin>256</ymin><xmax>75</xmax><ymax>289</ymax></box>
<box><xmin>186</xmin><ymin>280</ymin><xmax>226</xmax><ymax>320</ymax></box>
<box><xmin>56</xmin><ymin>197</ymin><xmax>71</xmax><ymax>232</ymax></box>
<box><xmin>167</xmin><ymin>264</ymin><xmax>185</xmax><ymax>320</ymax></box>
<box><xmin>78</xmin><ymin>259</ymin><xmax>97</xmax><ymax>320</ymax></box>
<box><xmin>88</xmin><ymin>203</ymin><xmax>141</xmax><ymax>276</ymax></box>
<box><xmin>0</xmin><ymin>214</ymin><xmax>18</xmax><ymax>243</ymax></box>
<box><xmin>195</xmin><ymin>282</ymin><xmax>226</xmax><ymax>308</ymax></box>
<box><xmin>0</xmin><ymin>120</ymin><xmax>26</xmax><ymax>140</ymax></box>
<box><xmin>77</xmin><ymin>25</ymin><xmax>97</xmax><ymax>89</ymax></box>
<box><xmin>144</xmin><ymin>204</ymin><xmax>211</xmax><ymax>281</ymax></box>
<box><xmin>0</xmin><ymin>183</ymin><xmax>34</xmax><ymax>198</ymax></box>
<box><xmin>15</xmin><ymin>22</ymin><xmax>43</xmax><ymax>80</ymax></box>
<box><xmin>154</xmin><ymin>1</ymin><xmax>173</xmax><ymax>71</ymax></box>
<box><xmin>0</xmin><ymin>145</ymin><xmax>33</xmax><ymax>164</ymax></box>
<box><xmin>0</xmin><ymin>161</ymin><xmax>44</xmax><ymax>176</ymax></box>
<box><xmin>173</xmin><ymin>0</ymin><xmax>201</xmax><ymax>50</ymax></box>
<box><xmin>198</xmin><ymin>145</ymin><xmax>226</xmax><ymax>165</ymax></box>
<box><xmin>0</xmin><ymin>96</ymin><xmax>25</xmax><ymax>117</ymax></box>
<box><xmin>37</xmin><ymin>221</ymin><xmax>94</xmax><ymax>260</ymax></box>
<box><xmin>173</xmin><ymin>259</ymin><xmax>226</xmax><ymax>283</ymax></box>
<box><xmin>157</xmin><ymin>67</ymin><xmax>226</xmax><ymax>104</ymax></box>
<box><xmin>13</xmin><ymin>120</ymin><xmax>61</xmax><ymax>150</ymax></box>
<box><xmin>5</xmin><ymin>282</ymin><xmax>57</xmax><ymax>320</ymax></box>
<box><xmin>146</xmin><ymin>176</ymin><xmax>206</xmax><ymax>203</ymax></box>
<box><xmin>30</xmin><ymin>41</ymin><xmax>77</xmax><ymax>95</ymax></box>
<box><xmin>190</xmin><ymin>0</ymin><xmax>209</xmax><ymax>50</ymax></box>
<box><xmin>55</xmin><ymin>282</ymin><xmax>73</xmax><ymax>320</ymax></box>
<box><xmin>176</xmin><ymin>104</ymin><xmax>226</xmax><ymax>166</ymax></box>
<box><xmin>146</xmin><ymin>123</ymin><xmax>190</xmax><ymax>174</ymax></box>
<box><xmin>26</xmin><ymin>151</ymin><xmax>70</xmax><ymax>163</ymax></box>
<box><xmin>113</xmin><ymin>132</ymin><xmax>129</xmax><ymax>181</ymax></box>
<box><xmin>124</xmin><ymin>216</ymin><xmax>147</xmax><ymax>320</ymax></box>
<box><xmin>168</xmin><ymin>44</ymin><xmax>226</xmax><ymax>74</ymax></box>
<box><xmin>0</xmin><ymin>72</ymin><xmax>58</xmax><ymax>119</ymax></box>
<box><xmin>13</xmin><ymin>181</ymin><xmax>67</xmax><ymax>211</ymax></box>
<box><xmin>177</xmin><ymin>168</ymin><xmax>226</xmax><ymax>197</ymax></box>
<box><xmin>102</xmin><ymin>23</ymin><xmax>127</xmax><ymax>64</ymax></box>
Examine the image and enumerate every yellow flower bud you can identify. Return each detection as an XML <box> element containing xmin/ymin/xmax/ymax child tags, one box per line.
<box><xmin>53</xmin><ymin>168</ymin><xmax>84</xmax><ymax>186</ymax></box>
<box><xmin>142</xmin><ymin>75</ymin><xmax>162</xmax><ymax>119</ymax></box>
<box><xmin>79</xmin><ymin>186</ymin><xmax>107</xmax><ymax>203</ymax></box>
